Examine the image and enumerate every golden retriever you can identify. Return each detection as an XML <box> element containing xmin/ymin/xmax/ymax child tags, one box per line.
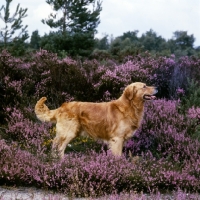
<box><xmin>35</xmin><ymin>82</ymin><xmax>157</xmax><ymax>158</ymax></box>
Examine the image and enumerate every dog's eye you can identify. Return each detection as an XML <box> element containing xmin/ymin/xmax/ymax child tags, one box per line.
<box><xmin>143</xmin><ymin>85</ymin><xmax>146</xmax><ymax>88</ymax></box>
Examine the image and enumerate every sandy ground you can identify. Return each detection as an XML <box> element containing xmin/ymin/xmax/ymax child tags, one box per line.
<box><xmin>0</xmin><ymin>186</ymin><xmax>200</xmax><ymax>200</ymax></box>
<box><xmin>0</xmin><ymin>186</ymin><xmax>84</xmax><ymax>200</ymax></box>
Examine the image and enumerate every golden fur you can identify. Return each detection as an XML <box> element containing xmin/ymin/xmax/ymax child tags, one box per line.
<box><xmin>35</xmin><ymin>82</ymin><xmax>157</xmax><ymax>158</ymax></box>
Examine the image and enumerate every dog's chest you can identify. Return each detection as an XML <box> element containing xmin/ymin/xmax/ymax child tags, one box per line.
<box><xmin>115</xmin><ymin>119</ymin><xmax>137</xmax><ymax>139</ymax></box>
<box><xmin>124</xmin><ymin>129</ymin><xmax>137</xmax><ymax>140</ymax></box>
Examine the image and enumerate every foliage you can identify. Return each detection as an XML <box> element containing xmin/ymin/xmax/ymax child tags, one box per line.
<box><xmin>1</xmin><ymin>49</ymin><xmax>200</xmax><ymax>119</ymax></box>
<box><xmin>39</xmin><ymin>31</ymin><xmax>69</xmax><ymax>56</ymax></box>
<box><xmin>95</xmin><ymin>34</ymin><xmax>110</xmax><ymax>50</ymax></box>
<box><xmin>65</xmin><ymin>136</ymin><xmax>104</xmax><ymax>154</ymax></box>
<box><xmin>170</xmin><ymin>31</ymin><xmax>195</xmax><ymax>50</ymax></box>
<box><xmin>0</xmin><ymin>100</ymin><xmax>200</xmax><ymax>197</ymax></box>
<box><xmin>6</xmin><ymin>107</ymin><xmax>53</xmax><ymax>157</ymax></box>
<box><xmin>30</xmin><ymin>30</ymin><xmax>41</xmax><ymax>50</ymax></box>
<box><xmin>178</xmin><ymin>79</ymin><xmax>200</xmax><ymax>113</ymax></box>
<box><xmin>42</xmin><ymin>0</ymin><xmax>102</xmax><ymax>34</ymax></box>
<box><xmin>1</xmin><ymin>50</ymin><xmax>200</xmax><ymax>197</ymax></box>
<box><xmin>140</xmin><ymin>29</ymin><xmax>167</xmax><ymax>52</ymax></box>
<box><xmin>118</xmin><ymin>30</ymin><xmax>139</xmax><ymax>43</ymax></box>
<box><xmin>95</xmin><ymin>30</ymin><xmax>200</xmax><ymax>60</ymax></box>
<box><xmin>40</xmin><ymin>0</ymin><xmax>102</xmax><ymax>57</ymax></box>
<box><xmin>0</xmin><ymin>0</ymin><xmax>29</xmax><ymax>55</ymax></box>
<box><xmin>187</xmin><ymin>107</ymin><xmax>200</xmax><ymax>141</ymax></box>
<box><xmin>126</xmin><ymin>100</ymin><xmax>200</xmax><ymax>158</ymax></box>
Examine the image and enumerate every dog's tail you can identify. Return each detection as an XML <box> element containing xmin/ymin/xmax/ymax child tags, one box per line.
<box><xmin>35</xmin><ymin>97</ymin><xmax>57</xmax><ymax>123</ymax></box>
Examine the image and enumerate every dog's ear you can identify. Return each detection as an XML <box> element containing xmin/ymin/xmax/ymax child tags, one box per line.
<box><xmin>124</xmin><ymin>85</ymin><xmax>136</xmax><ymax>100</ymax></box>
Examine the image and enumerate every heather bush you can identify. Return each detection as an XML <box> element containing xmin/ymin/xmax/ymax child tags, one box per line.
<box><xmin>125</xmin><ymin>100</ymin><xmax>200</xmax><ymax>192</ymax></box>
<box><xmin>0</xmin><ymin>138</ymin><xmax>199</xmax><ymax>197</ymax></box>
<box><xmin>85</xmin><ymin>54</ymin><xmax>177</xmax><ymax>101</ymax></box>
<box><xmin>126</xmin><ymin>100</ymin><xmax>200</xmax><ymax>161</ymax></box>
<box><xmin>1</xmin><ymin>102</ymin><xmax>200</xmax><ymax>196</ymax></box>
<box><xmin>1</xmin><ymin>49</ymin><xmax>200</xmax><ymax>197</ymax></box>
<box><xmin>89</xmin><ymin>53</ymin><xmax>200</xmax><ymax>100</ymax></box>
<box><xmin>1</xmin><ymin>49</ymin><xmax>200</xmax><ymax>108</ymax></box>
<box><xmin>0</xmin><ymin>139</ymin><xmax>45</xmax><ymax>186</ymax></box>
<box><xmin>170</xmin><ymin>56</ymin><xmax>200</xmax><ymax>98</ymax></box>
<box><xmin>30</xmin><ymin>50</ymin><xmax>96</xmax><ymax>105</ymax></box>
<box><xmin>0</xmin><ymin>141</ymin><xmax>132</xmax><ymax>196</ymax></box>
<box><xmin>0</xmin><ymin>50</ymin><xmax>30</xmax><ymax>121</ymax></box>
<box><xmin>5</xmin><ymin>107</ymin><xmax>53</xmax><ymax>158</ymax></box>
<box><xmin>187</xmin><ymin>106</ymin><xmax>200</xmax><ymax>141</ymax></box>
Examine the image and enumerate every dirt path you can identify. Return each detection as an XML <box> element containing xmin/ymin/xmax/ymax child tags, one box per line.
<box><xmin>1</xmin><ymin>186</ymin><xmax>200</xmax><ymax>200</ymax></box>
<box><xmin>0</xmin><ymin>186</ymin><xmax>84</xmax><ymax>200</ymax></box>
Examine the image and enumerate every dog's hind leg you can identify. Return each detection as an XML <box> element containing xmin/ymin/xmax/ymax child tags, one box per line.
<box><xmin>108</xmin><ymin>137</ymin><xmax>124</xmax><ymax>156</ymax></box>
<box><xmin>52</xmin><ymin>119</ymin><xmax>79</xmax><ymax>159</ymax></box>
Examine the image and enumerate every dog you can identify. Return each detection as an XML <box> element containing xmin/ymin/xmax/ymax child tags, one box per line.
<box><xmin>35</xmin><ymin>82</ymin><xmax>157</xmax><ymax>158</ymax></box>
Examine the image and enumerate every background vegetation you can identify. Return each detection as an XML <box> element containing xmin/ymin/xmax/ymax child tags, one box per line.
<box><xmin>0</xmin><ymin>49</ymin><xmax>200</xmax><ymax>197</ymax></box>
<box><xmin>0</xmin><ymin>1</ymin><xmax>200</xmax><ymax>58</ymax></box>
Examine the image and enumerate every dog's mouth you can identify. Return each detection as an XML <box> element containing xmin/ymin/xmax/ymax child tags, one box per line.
<box><xmin>143</xmin><ymin>94</ymin><xmax>157</xmax><ymax>100</ymax></box>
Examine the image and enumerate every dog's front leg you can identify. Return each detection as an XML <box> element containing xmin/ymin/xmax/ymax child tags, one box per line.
<box><xmin>108</xmin><ymin>137</ymin><xmax>124</xmax><ymax>156</ymax></box>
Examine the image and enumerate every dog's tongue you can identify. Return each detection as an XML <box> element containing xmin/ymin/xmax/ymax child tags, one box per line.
<box><xmin>151</xmin><ymin>96</ymin><xmax>156</xmax><ymax>100</ymax></box>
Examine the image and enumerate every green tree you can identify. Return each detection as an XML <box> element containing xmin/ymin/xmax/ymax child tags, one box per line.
<box><xmin>173</xmin><ymin>31</ymin><xmax>195</xmax><ymax>49</ymax></box>
<box><xmin>30</xmin><ymin>30</ymin><xmax>41</xmax><ymax>49</ymax></box>
<box><xmin>109</xmin><ymin>31</ymin><xmax>142</xmax><ymax>60</ymax></box>
<box><xmin>140</xmin><ymin>29</ymin><xmax>167</xmax><ymax>52</ymax></box>
<box><xmin>168</xmin><ymin>31</ymin><xmax>196</xmax><ymax>57</ymax></box>
<box><xmin>40</xmin><ymin>31</ymin><xmax>83</xmax><ymax>57</ymax></box>
<box><xmin>41</xmin><ymin>0</ymin><xmax>102</xmax><ymax>57</ymax></box>
<box><xmin>0</xmin><ymin>0</ymin><xmax>28</xmax><ymax>49</ymax></box>
<box><xmin>119</xmin><ymin>30</ymin><xmax>139</xmax><ymax>43</ymax></box>
<box><xmin>179</xmin><ymin>79</ymin><xmax>200</xmax><ymax>114</ymax></box>
<box><xmin>109</xmin><ymin>37</ymin><xmax>122</xmax><ymax>56</ymax></box>
<box><xmin>95</xmin><ymin>34</ymin><xmax>109</xmax><ymax>50</ymax></box>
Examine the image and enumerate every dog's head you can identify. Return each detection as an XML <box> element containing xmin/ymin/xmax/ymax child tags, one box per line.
<box><xmin>124</xmin><ymin>82</ymin><xmax>157</xmax><ymax>102</ymax></box>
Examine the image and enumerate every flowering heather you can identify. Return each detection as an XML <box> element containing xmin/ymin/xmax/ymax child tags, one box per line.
<box><xmin>90</xmin><ymin>54</ymin><xmax>177</xmax><ymax>100</ymax></box>
<box><xmin>1</xmin><ymin>50</ymin><xmax>200</xmax><ymax>197</ymax></box>
<box><xmin>4</xmin><ymin>77</ymin><xmax>23</xmax><ymax>98</ymax></box>
<box><xmin>0</xmin><ymin>141</ymin><xmax>132</xmax><ymax>197</ymax></box>
<box><xmin>0</xmin><ymin>137</ymin><xmax>199</xmax><ymax>197</ymax></box>
<box><xmin>188</xmin><ymin>107</ymin><xmax>200</xmax><ymax>119</ymax></box>
<box><xmin>126</xmin><ymin>100</ymin><xmax>200</xmax><ymax>161</ymax></box>
<box><xmin>176</xmin><ymin>87</ymin><xmax>185</xmax><ymax>95</ymax></box>
<box><xmin>0</xmin><ymin>100</ymin><xmax>199</xmax><ymax>197</ymax></box>
<box><xmin>5</xmin><ymin>107</ymin><xmax>53</xmax><ymax>157</ymax></box>
<box><xmin>187</xmin><ymin>107</ymin><xmax>200</xmax><ymax>141</ymax></box>
<box><xmin>1</xmin><ymin>50</ymin><xmax>200</xmax><ymax>106</ymax></box>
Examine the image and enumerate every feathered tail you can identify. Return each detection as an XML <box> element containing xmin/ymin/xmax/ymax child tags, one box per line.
<box><xmin>35</xmin><ymin>97</ymin><xmax>57</xmax><ymax>122</ymax></box>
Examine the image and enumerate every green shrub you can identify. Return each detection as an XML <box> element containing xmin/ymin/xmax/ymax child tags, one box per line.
<box><xmin>178</xmin><ymin>79</ymin><xmax>200</xmax><ymax>114</ymax></box>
